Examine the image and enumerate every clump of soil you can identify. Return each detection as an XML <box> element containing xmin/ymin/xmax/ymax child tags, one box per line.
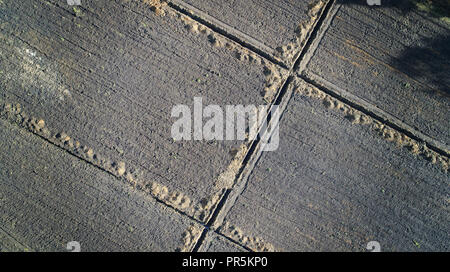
<box><xmin>143</xmin><ymin>0</ymin><xmax>167</xmax><ymax>16</ymax></box>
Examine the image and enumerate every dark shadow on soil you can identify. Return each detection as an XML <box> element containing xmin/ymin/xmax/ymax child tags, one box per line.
<box><xmin>391</xmin><ymin>34</ymin><xmax>450</xmax><ymax>96</ymax></box>
<box><xmin>337</xmin><ymin>0</ymin><xmax>450</xmax><ymax>96</ymax></box>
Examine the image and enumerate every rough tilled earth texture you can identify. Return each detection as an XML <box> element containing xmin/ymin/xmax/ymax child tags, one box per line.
<box><xmin>0</xmin><ymin>0</ymin><xmax>287</xmax><ymax>223</ymax></box>
<box><xmin>0</xmin><ymin>118</ymin><xmax>201</xmax><ymax>252</ymax></box>
<box><xmin>302</xmin><ymin>1</ymin><xmax>450</xmax><ymax>151</ymax></box>
<box><xmin>0</xmin><ymin>0</ymin><xmax>449</xmax><ymax>252</ymax></box>
<box><xmin>174</xmin><ymin>0</ymin><xmax>328</xmax><ymax>65</ymax></box>
<box><xmin>198</xmin><ymin>231</ymin><xmax>248</xmax><ymax>252</ymax></box>
<box><xmin>219</xmin><ymin>79</ymin><xmax>449</xmax><ymax>252</ymax></box>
